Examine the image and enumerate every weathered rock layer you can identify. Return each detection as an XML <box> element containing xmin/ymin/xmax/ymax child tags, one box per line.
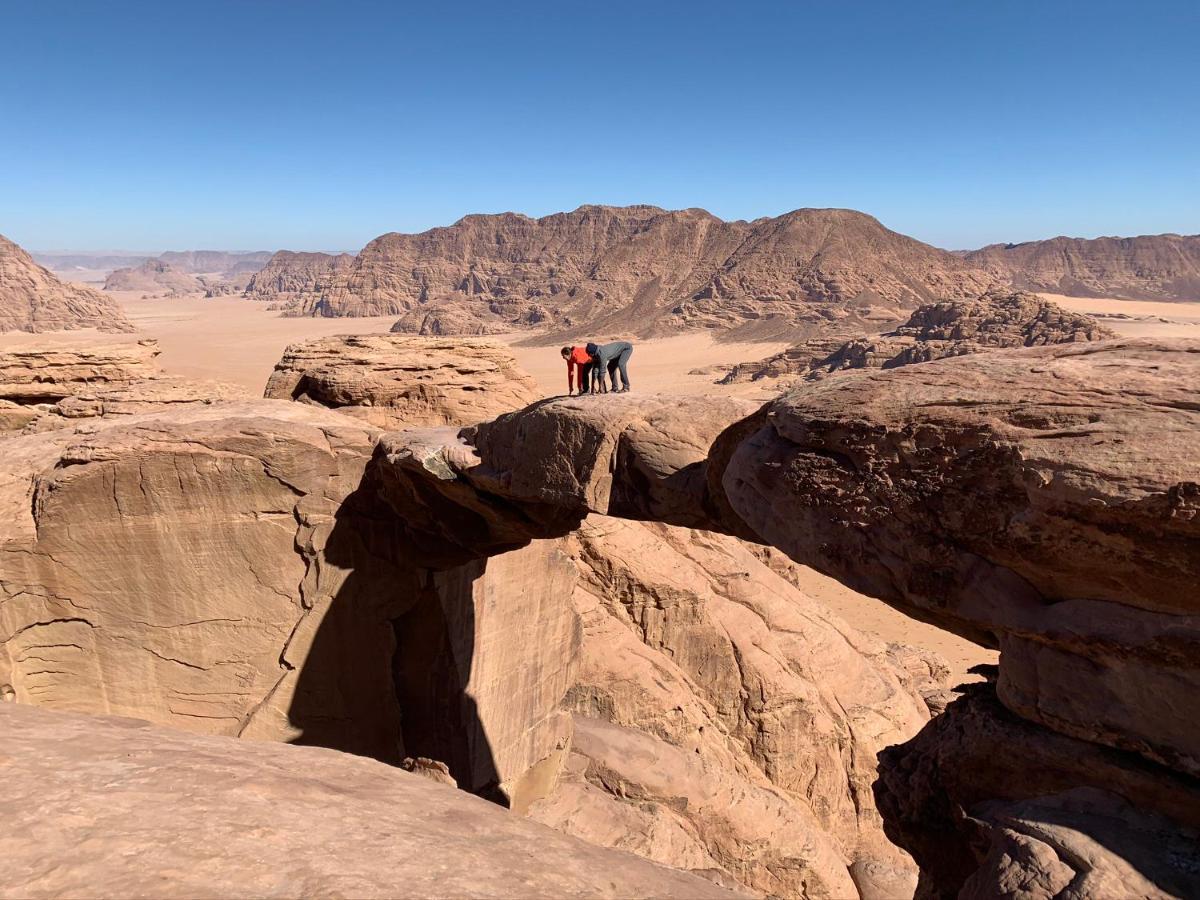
<box><xmin>262</xmin><ymin>205</ymin><xmax>995</xmax><ymax>341</ymax></box>
<box><xmin>0</xmin><ymin>234</ymin><xmax>134</xmax><ymax>333</ymax></box>
<box><xmin>721</xmin><ymin>290</ymin><xmax>1114</xmax><ymax>383</ymax></box>
<box><xmin>965</xmin><ymin>233</ymin><xmax>1200</xmax><ymax>300</ymax></box>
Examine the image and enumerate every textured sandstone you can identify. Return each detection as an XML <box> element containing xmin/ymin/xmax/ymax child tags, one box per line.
<box><xmin>0</xmin><ymin>402</ymin><xmax>398</xmax><ymax>753</ymax></box>
<box><xmin>528</xmin><ymin>516</ymin><xmax>939</xmax><ymax>899</ymax></box>
<box><xmin>721</xmin><ymin>338</ymin><xmax>1200</xmax><ymax>774</ymax></box>
<box><xmin>0</xmin><ymin>234</ymin><xmax>134</xmax><ymax>333</ymax></box>
<box><xmin>0</xmin><ymin>340</ymin><xmax>248</xmax><ymax>433</ymax></box>
<box><xmin>0</xmin><ymin>702</ymin><xmax>738</xmax><ymax>899</ymax></box>
<box><xmin>875</xmin><ymin>684</ymin><xmax>1200</xmax><ymax>899</ymax></box>
<box><xmin>243</xmin><ymin>250</ymin><xmax>355</xmax><ymax>305</ymax></box>
<box><xmin>260</xmin><ymin>205</ymin><xmax>995</xmax><ymax>340</ymax></box>
<box><xmin>0</xmin><ymin>340</ymin><xmax>161</xmax><ymax>401</ymax></box>
<box><xmin>966</xmin><ymin>233</ymin><xmax>1200</xmax><ymax>300</ymax></box>
<box><xmin>263</xmin><ymin>334</ymin><xmax>540</xmax><ymax>429</ymax></box>
<box><xmin>721</xmin><ymin>290</ymin><xmax>1114</xmax><ymax>383</ymax></box>
<box><xmin>374</xmin><ymin>340</ymin><xmax>1200</xmax><ymax>896</ymax></box>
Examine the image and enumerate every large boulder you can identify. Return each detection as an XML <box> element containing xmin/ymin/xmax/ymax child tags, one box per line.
<box><xmin>0</xmin><ymin>702</ymin><xmax>738</xmax><ymax>899</ymax></box>
<box><xmin>0</xmin><ymin>339</ymin><xmax>161</xmax><ymax>401</ymax></box>
<box><xmin>721</xmin><ymin>338</ymin><xmax>1200</xmax><ymax>775</ymax></box>
<box><xmin>263</xmin><ymin>334</ymin><xmax>539</xmax><ymax>430</ymax></box>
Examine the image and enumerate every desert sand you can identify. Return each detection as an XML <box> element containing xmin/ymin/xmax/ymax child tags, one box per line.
<box><xmin>1041</xmin><ymin>293</ymin><xmax>1200</xmax><ymax>337</ymax></box>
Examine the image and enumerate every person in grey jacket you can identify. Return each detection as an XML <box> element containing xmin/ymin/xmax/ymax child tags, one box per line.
<box><xmin>591</xmin><ymin>340</ymin><xmax>633</xmax><ymax>393</ymax></box>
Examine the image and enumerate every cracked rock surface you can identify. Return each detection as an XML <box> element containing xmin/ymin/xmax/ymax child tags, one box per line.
<box><xmin>0</xmin><ymin>702</ymin><xmax>741</xmax><ymax>899</ymax></box>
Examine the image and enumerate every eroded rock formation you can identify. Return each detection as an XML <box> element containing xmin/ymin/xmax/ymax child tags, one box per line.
<box><xmin>105</xmin><ymin>251</ymin><xmax>272</xmax><ymax>296</ymax></box>
<box><xmin>965</xmin><ymin>233</ymin><xmax>1200</xmax><ymax>300</ymax></box>
<box><xmin>0</xmin><ymin>339</ymin><xmax>248</xmax><ymax>433</ymax></box>
<box><xmin>263</xmin><ymin>334</ymin><xmax>540</xmax><ymax>429</ymax></box>
<box><xmin>376</xmin><ymin>337</ymin><xmax>1200</xmax><ymax>897</ymax></box>
<box><xmin>0</xmin><ymin>233</ymin><xmax>134</xmax><ymax>333</ymax></box>
<box><xmin>256</xmin><ymin>205</ymin><xmax>995</xmax><ymax>341</ymax></box>
<box><xmin>243</xmin><ymin>250</ymin><xmax>355</xmax><ymax>307</ymax></box>
<box><xmin>721</xmin><ymin>290</ymin><xmax>1114</xmax><ymax>383</ymax></box>
<box><xmin>0</xmin><ymin>702</ymin><xmax>736</xmax><ymax>899</ymax></box>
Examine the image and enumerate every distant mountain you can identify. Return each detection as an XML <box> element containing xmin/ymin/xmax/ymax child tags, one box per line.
<box><xmin>243</xmin><ymin>251</ymin><xmax>356</xmax><ymax>308</ymax></box>
<box><xmin>104</xmin><ymin>250</ymin><xmax>273</xmax><ymax>296</ymax></box>
<box><xmin>252</xmin><ymin>205</ymin><xmax>998</xmax><ymax>341</ymax></box>
<box><xmin>0</xmin><ymin>234</ymin><xmax>134</xmax><ymax>333</ymax></box>
<box><xmin>32</xmin><ymin>252</ymin><xmax>152</xmax><ymax>273</ymax></box>
<box><xmin>156</xmin><ymin>250</ymin><xmax>273</xmax><ymax>274</ymax></box>
<box><xmin>964</xmin><ymin>234</ymin><xmax>1200</xmax><ymax>301</ymax></box>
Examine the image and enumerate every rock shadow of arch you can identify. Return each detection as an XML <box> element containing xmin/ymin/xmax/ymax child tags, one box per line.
<box><xmin>284</xmin><ymin>472</ymin><xmax>509</xmax><ymax>807</ymax></box>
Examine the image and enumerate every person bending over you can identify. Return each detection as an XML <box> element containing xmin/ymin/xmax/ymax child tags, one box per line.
<box><xmin>593</xmin><ymin>340</ymin><xmax>633</xmax><ymax>393</ymax></box>
<box><xmin>560</xmin><ymin>345</ymin><xmax>596</xmax><ymax>395</ymax></box>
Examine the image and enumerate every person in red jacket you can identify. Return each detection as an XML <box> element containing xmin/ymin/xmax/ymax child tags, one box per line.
<box><xmin>561</xmin><ymin>345</ymin><xmax>596</xmax><ymax>394</ymax></box>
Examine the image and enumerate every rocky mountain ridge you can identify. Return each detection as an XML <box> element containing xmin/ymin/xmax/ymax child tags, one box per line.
<box><xmin>965</xmin><ymin>232</ymin><xmax>1200</xmax><ymax>300</ymax></box>
<box><xmin>0</xmin><ymin>233</ymin><xmax>134</xmax><ymax>333</ymax></box>
<box><xmin>252</xmin><ymin>205</ymin><xmax>997</xmax><ymax>341</ymax></box>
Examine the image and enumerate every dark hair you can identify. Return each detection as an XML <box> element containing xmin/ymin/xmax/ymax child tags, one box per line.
<box><xmin>560</xmin><ymin>346</ymin><xmax>571</xmax><ymax>356</ymax></box>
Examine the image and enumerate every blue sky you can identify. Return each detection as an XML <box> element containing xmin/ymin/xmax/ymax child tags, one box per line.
<box><xmin>1</xmin><ymin>0</ymin><xmax>1196</xmax><ymax>252</ymax></box>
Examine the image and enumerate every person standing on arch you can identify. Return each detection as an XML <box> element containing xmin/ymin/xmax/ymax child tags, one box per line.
<box><xmin>561</xmin><ymin>344</ymin><xmax>596</xmax><ymax>395</ymax></box>
<box><xmin>593</xmin><ymin>340</ymin><xmax>634</xmax><ymax>393</ymax></box>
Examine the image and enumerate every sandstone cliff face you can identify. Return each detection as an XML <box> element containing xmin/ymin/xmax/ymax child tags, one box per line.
<box><xmin>259</xmin><ymin>205</ymin><xmax>995</xmax><ymax>341</ymax></box>
<box><xmin>263</xmin><ymin>334</ymin><xmax>540</xmax><ymax>429</ymax></box>
<box><xmin>243</xmin><ymin>250</ymin><xmax>355</xmax><ymax>306</ymax></box>
<box><xmin>966</xmin><ymin>233</ymin><xmax>1200</xmax><ymax>300</ymax></box>
<box><xmin>721</xmin><ymin>290</ymin><xmax>1114</xmax><ymax>383</ymax></box>
<box><xmin>530</xmin><ymin>516</ymin><xmax>937</xmax><ymax>899</ymax></box>
<box><xmin>0</xmin><ymin>234</ymin><xmax>134</xmax><ymax>333</ymax></box>
<box><xmin>106</xmin><ymin>251</ymin><xmax>268</xmax><ymax>296</ymax></box>
<box><xmin>376</xmin><ymin>339</ymin><xmax>1200</xmax><ymax>898</ymax></box>
<box><xmin>0</xmin><ymin>703</ymin><xmax>737</xmax><ymax>900</ymax></box>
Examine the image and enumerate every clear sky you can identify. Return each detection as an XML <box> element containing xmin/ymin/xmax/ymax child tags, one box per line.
<box><xmin>1</xmin><ymin>0</ymin><xmax>1196</xmax><ymax>252</ymax></box>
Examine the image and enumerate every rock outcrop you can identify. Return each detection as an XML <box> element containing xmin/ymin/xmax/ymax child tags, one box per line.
<box><xmin>965</xmin><ymin>233</ymin><xmax>1200</xmax><ymax>300</ymax></box>
<box><xmin>376</xmin><ymin>337</ymin><xmax>1200</xmax><ymax>897</ymax></box>
<box><xmin>243</xmin><ymin>250</ymin><xmax>355</xmax><ymax>306</ymax></box>
<box><xmin>105</xmin><ymin>251</ymin><xmax>269</xmax><ymax>296</ymax></box>
<box><xmin>259</xmin><ymin>205</ymin><xmax>995</xmax><ymax>341</ymax></box>
<box><xmin>0</xmin><ymin>233</ymin><xmax>134</xmax><ymax>333</ymax></box>
<box><xmin>103</xmin><ymin>258</ymin><xmax>205</xmax><ymax>295</ymax></box>
<box><xmin>875</xmin><ymin>684</ymin><xmax>1200</xmax><ymax>899</ymax></box>
<box><xmin>0</xmin><ymin>340</ymin><xmax>248</xmax><ymax>433</ymax></box>
<box><xmin>0</xmin><ymin>702</ymin><xmax>736</xmax><ymax>899</ymax></box>
<box><xmin>531</xmin><ymin>516</ymin><xmax>939</xmax><ymax>899</ymax></box>
<box><xmin>721</xmin><ymin>290</ymin><xmax>1114</xmax><ymax>383</ymax></box>
<box><xmin>263</xmin><ymin>334</ymin><xmax>540</xmax><ymax>429</ymax></box>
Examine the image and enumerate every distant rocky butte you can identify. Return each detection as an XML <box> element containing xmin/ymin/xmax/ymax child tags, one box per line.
<box><xmin>965</xmin><ymin>232</ymin><xmax>1200</xmax><ymax>300</ymax></box>
<box><xmin>254</xmin><ymin>205</ymin><xmax>997</xmax><ymax>341</ymax></box>
<box><xmin>104</xmin><ymin>249</ymin><xmax>273</xmax><ymax>296</ymax></box>
<box><xmin>0</xmin><ymin>234</ymin><xmax>134</xmax><ymax>333</ymax></box>
<box><xmin>243</xmin><ymin>250</ymin><xmax>355</xmax><ymax>309</ymax></box>
<box><xmin>721</xmin><ymin>289</ymin><xmax>1115</xmax><ymax>383</ymax></box>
